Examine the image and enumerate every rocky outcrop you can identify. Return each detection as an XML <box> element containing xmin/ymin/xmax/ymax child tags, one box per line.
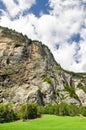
<box><xmin>0</xmin><ymin>26</ymin><xmax>86</xmax><ymax>106</ymax></box>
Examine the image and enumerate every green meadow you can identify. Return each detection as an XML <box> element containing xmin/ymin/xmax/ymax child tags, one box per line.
<box><xmin>0</xmin><ymin>115</ymin><xmax>86</xmax><ymax>130</ymax></box>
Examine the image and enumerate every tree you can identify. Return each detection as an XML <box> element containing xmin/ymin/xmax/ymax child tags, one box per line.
<box><xmin>19</xmin><ymin>104</ymin><xmax>41</xmax><ymax>120</ymax></box>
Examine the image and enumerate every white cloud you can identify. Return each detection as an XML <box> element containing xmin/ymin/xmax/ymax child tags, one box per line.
<box><xmin>1</xmin><ymin>0</ymin><xmax>36</xmax><ymax>17</ymax></box>
<box><xmin>53</xmin><ymin>42</ymin><xmax>76</xmax><ymax>70</ymax></box>
<box><xmin>0</xmin><ymin>0</ymin><xmax>86</xmax><ymax>72</ymax></box>
<box><xmin>1</xmin><ymin>0</ymin><xmax>20</xmax><ymax>17</ymax></box>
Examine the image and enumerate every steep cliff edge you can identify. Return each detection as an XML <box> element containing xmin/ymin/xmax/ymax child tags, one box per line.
<box><xmin>0</xmin><ymin>26</ymin><xmax>86</xmax><ymax>106</ymax></box>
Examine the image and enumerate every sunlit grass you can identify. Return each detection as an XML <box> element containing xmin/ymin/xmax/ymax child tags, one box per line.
<box><xmin>0</xmin><ymin>115</ymin><xmax>86</xmax><ymax>130</ymax></box>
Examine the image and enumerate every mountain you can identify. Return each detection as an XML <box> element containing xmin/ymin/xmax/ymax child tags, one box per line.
<box><xmin>0</xmin><ymin>26</ymin><xmax>86</xmax><ymax>107</ymax></box>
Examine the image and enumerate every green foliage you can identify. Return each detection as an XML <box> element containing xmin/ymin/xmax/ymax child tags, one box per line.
<box><xmin>0</xmin><ymin>104</ymin><xmax>41</xmax><ymax>123</ymax></box>
<box><xmin>2</xmin><ymin>69</ymin><xmax>15</xmax><ymax>76</ymax></box>
<box><xmin>0</xmin><ymin>105</ymin><xmax>18</xmax><ymax>123</ymax></box>
<box><xmin>19</xmin><ymin>104</ymin><xmax>41</xmax><ymax>120</ymax></box>
<box><xmin>1</xmin><ymin>27</ymin><xmax>24</xmax><ymax>42</ymax></box>
<box><xmin>59</xmin><ymin>104</ymin><xmax>79</xmax><ymax>116</ymax></box>
<box><xmin>54</xmin><ymin>90</ymin><xmax>59</xmax><ymax>96</ymax></box>
<box><xmin>66</xmin><ymin>104</ymin><xmax>79</xmax><ymax>116</ymax></box>
<box><xmin>1</xmin><ymin>103</ymin><xmax>86</xmax><ymax>124</ymax></box>
<box><xmin>43</xmin><ymin>104</ymin><xmax>56</xmax><ymax>115</ymax></box>
<box><xmin>43</xmin><ymin>77</ymin><xmax>52</xmax><ymax>85</ymax></box>
<box><xmin>75</xmin><ymin>73</ymin><xmax>86</xmax><ymax>78</ymax></box>
<box><xmin>39</xmin><ymin>103</ymin><xmax>83</xmax><ymax>117</ymax></box>
<box><xmin>64</xmin><ymin>84</ymin><xmax>79</xmax><ymax>100</ymax></box>
<box><xmin>77</xmin><ymin>83</ymin><xmax>86</xmax><ymax>93</ymax></box>
<box><xmin>79</xmin><ymin>106</ymin><xmax>86</xmax><ymax>116</ymax></box>
<box><xmin>55</xmin><ymin>103</ymin><xmax>68</xmax><ymax>116</ymax></box>
<box><xmin>77</xmin><ymin>82</ymin><xmax>83</xmax><ymax>88</ymax></box>
<box><xmin>63</xmin><ymin>69</ymin><xmax>86</xmax><ymax>78</ymax></box>
<box><xmin>54</xmin><ymin>65</ymin><xmax>61</xmax><ymax>71</ymax></box>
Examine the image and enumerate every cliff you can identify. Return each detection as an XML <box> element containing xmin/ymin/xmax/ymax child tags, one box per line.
<box><xmin>0</xmin><ymin>26</ymin><xmax>86</xmax><ymax>107</ymax></box>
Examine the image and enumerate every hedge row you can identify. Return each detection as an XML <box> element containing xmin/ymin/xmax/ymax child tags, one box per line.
<box><xmin>0</xmin><ymin>103</ymin><xmax>86</xmax><ymax>123</ymax></box>
<box><xmin>39</xmin><ymin>103</ymin><xmax>86</xmax><ymax>117</ymax></box>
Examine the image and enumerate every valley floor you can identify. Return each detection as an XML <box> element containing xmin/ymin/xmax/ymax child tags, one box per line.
<box><xmin>0</xmin><ymin>115</ymin><xmax>86</xmax><ymax>130</ymax></box>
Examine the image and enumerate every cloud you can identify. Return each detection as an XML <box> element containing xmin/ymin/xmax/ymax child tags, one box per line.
<box><xmin>1</xmin><ymin>0</ymin><xmax>36</xmax><ymax>17</ymax></box>
<box><xmin>0</xmin><ymin>0</ymin><xmax>86</xmax><ymax>72</ymax></box>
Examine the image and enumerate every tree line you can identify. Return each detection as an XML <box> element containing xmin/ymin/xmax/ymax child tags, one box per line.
<box><xmin>0</xmin><ymin>103</ymin><xmax>86</xmax><ymax>123</ymax></box>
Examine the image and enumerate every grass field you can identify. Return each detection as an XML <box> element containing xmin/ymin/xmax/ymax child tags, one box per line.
<box><xmin>0</xmin><ymin>115</ymin><xmax>86</xmax><ymax>130</ymax></box>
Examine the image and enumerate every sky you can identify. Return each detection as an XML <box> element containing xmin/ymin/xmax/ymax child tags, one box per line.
<box><xmin>0</xmin><ymin>0</ymin><xmax>86</xmax><ymax>72</ymax></box>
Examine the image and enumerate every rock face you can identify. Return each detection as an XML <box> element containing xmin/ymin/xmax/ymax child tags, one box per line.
<box><xmin>0</xmin><ymin>26</ymin><xmax>86</xmax><ymax>106</ymax></box>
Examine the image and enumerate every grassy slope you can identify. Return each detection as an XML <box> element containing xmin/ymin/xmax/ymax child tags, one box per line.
<box><xmin>0</xmin><ymin>115</ymin><xmax>86</xmax><ymax>130</ymax></box>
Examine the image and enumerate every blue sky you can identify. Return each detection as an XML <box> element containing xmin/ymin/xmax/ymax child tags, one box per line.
<box><xmin>0</xmin><ymin>1</ymin><xmax>6</xmax><ymax>16</ymax></box>
<box><xmin>0</xmin><ymin>1</ymin><xmax>5</xmax><ymax>9</ymax></box>
<box><xmin>11</xmin><ymin>0</ymin><xmax>50</xmax><ymax>18</ymax></box>
<box><xmin>0</xmin><ymin>0</ymin><xmax>86</xmax><ymax>72</ymax></box>
<box><xmin>29</xmin><ymin>0</ymin><xmax>50</xmax><ymax>17</ymax></box>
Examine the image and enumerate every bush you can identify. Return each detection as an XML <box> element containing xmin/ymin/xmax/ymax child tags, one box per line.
<box><xmin>0</xmin><ymin>105</ymin><xmax>18</xmax><ymax>123</ymax></box>
<box><xmin>19</xmin><ymin>104</ymin><xmax>41</xmax><ymax>120</ymax></box>
<box><xmin>40</xmin><ymin>103</ymin><xmax>80</xmax><ymax>117</ymax></box>
<box><xmin>67</xmin><ymin>104</ymin><xmax>79</xmax><ymax>116</ymax></box>
<box><xmin>43</xmin><ymin>104</ymin><xmax>56</xmax><ymax>115</ymax></box>
<box><xmin>79</xmin><ymin>106</ymin><xmax>86</xmax><ymax>116</ymax></box>
<box><xmin>56</xmin><ymin>103</ymin><xmax>68</xmax><ymax>116</ymax></box>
